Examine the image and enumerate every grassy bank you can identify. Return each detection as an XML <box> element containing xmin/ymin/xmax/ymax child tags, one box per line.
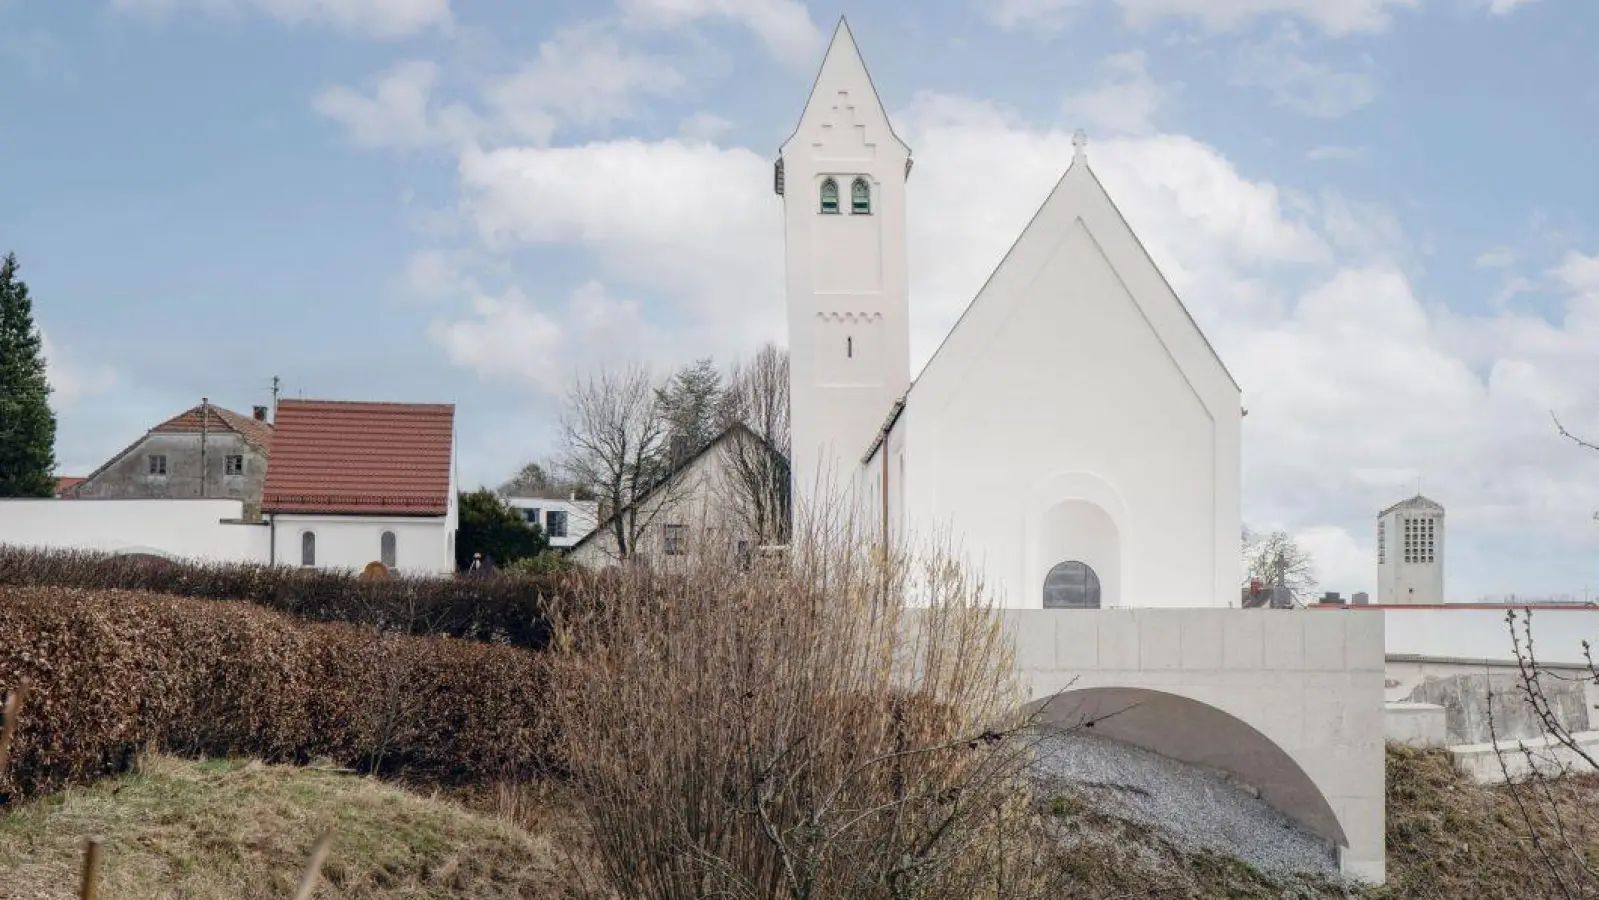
<box><xmin>0</xmin><ymin>754</ymin><xmax>586</xmax><ymax>900</ymax></box>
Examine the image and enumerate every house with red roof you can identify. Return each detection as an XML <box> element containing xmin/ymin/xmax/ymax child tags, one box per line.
<box><xmin>260</xmin><ymin>399</ymin><xmax>458</xmax><ymax>575</ymax></box>
<box><xmin>62</xmin><ymin>399</ymin><xmax>274</xmax><ymax>514</ymax></box>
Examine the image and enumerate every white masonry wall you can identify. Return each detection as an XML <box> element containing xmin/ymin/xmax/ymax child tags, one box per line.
<box><xmin>268</xmin><ymin>513</ymin><xmax>453</xmax><ymax>576</ymax></box>
<box><xmin>1003</xmin><ymin>608</ymin><xmax>1386</xmax><ymax>883</ymax></box>
<box><xmin>0</xmin><ymin>498</ymin><xmax>268</xmax><ymax>563</ymax></box>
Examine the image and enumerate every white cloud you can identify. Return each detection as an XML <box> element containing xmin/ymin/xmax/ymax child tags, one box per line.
<box><xmin>1114</xmin><ymin>0</ymin><xmax>1418</xmax><ymax>34</ymax></box>
<box><xmin>980</xmin><ymin>0</ymin><xmax>1088</xmax><ymax>32</ymax></box>
<box><xmin>1475</xmin><ymin>246</ymin><xmax>1518</xmax><ymax>268</ymax></box>
<box><xmin>618</xmin><ymin>0</ymin><xmax>822</xmax><ymax>65</ymax></box>
<box><xmin>1230</xmin><ymin>26</ymin><xmax>1377</xmax><ymax>118</ymax></box>
<box><xmin>312</xmin><ymin>60</ymin><xmax>479</xmax><ymax>150</ymax></box>
<box><xmin>110</xmin><ymin>0</ymin><xmax>451</xmax><ymax>39</ymax></box>
<box><xmin>1486</xmin><ymin>0</ymin><xmax>1539</xmax><ymax>13</ymax></box>
<box><xmin>39</xmin><ymin>330</ymin><xmax>116</xmax><ymax>408</ymax></box>
<box><xmin>980</xmin><ymin>0</ymin><xmax>1417</xmax><ymax>35</ymax></box>
<box><xmin>1061</xmin><ymin>51</ymin><xmax>1172</xmax><ymax>136</ymax></box>
<box><xmin>678</xmin><ymin>110</ymin><xmax>735</xmax><ymax>142</ymax></box>
<box><xmin>483</xmin><ymin>22</ymin><xmax>685</xmax><ymax>145</ymax></box>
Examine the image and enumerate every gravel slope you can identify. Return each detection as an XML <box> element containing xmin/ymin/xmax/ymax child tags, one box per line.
<box><xmin>1029</xmin><ymin>728</ymin><xmax>1341</xmax><ymax>877</ymax></box>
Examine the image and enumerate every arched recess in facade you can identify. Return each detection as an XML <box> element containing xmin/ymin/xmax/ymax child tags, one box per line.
<box><xmin>1022</xmin><ymin>685</ymin><xmax>1348</xmax><ymax>848</ymax></box>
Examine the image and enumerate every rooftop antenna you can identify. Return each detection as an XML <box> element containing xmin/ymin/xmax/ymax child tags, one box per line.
<box><xmin>270</xmin><ymin>375</ymin><xmax>281</xmax><ymax>423</ymax></box>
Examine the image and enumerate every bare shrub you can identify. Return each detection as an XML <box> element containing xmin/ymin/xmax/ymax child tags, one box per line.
<box><xmin>0</xmin><ymin>585</ymin><xmax>550</xmax><ymax>804</ymax></box>
<box><xmin>542</xmin><ymin>512</ymin><xmax>1048</xmax><ymax>900</ymax></box>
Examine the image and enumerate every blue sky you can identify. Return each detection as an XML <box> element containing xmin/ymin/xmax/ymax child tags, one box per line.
<box><xmin>3</xmin><ymin>0</ymin><xmax>1597</xmax><ymax>600</ymax></box>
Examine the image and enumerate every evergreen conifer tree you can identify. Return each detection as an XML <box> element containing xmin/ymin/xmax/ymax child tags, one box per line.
<box><xmin>0</xmin><ymin>252</ymin><xmax>58</xmax><ymax>497</ymax></box>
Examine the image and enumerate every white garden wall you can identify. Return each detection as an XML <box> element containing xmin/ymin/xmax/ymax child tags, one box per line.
<box><xmin>0</xmin><ymin>498</ymin><xmax>267</xmax><ymax>563</ymax></box>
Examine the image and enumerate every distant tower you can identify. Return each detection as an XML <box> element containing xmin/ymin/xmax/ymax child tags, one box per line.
<box><xmin>777</xmin><ymin>17</ymin><xmax>911</xmax><ymax>513</ymax></box>
<box><xmin>1376</xmin><ymin>495</ymin><xmax>1445</xmax><ymax>605</ymax></box>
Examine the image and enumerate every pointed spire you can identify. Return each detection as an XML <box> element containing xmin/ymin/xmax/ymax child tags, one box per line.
<box><xmin>1072</xmin><ymin>129</ymin><xmax>1089</xmax><ymax>163</ymax></box>
<box><xmin>780</xmin><ymin>14</ymin><xmax>908</xmax><ymax>156</ymax></box>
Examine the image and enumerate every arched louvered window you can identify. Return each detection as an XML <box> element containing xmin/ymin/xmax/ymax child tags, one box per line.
<box><xmin>819</xmin><ymin>178</ymin><xmax>839</xmax><ymax>214</ymax></box>
<box><xmin>300</xmin><ymin>531</ymin><xmax>316</xmax><ymax>567</ymax></box>
<box><xmin>851</xmin><ymin>178</ymin><xmax>871</xmax><ymax>214</ymax></box>
<box><xmin>380</xmin><ymin>531</ymin><xmax>397</xmax><ymax>568</ymax></box>
<box><xmin>1043</xmin><ymin>560</ymin><xmax>1101</xmax><ymax>609</ymax></box>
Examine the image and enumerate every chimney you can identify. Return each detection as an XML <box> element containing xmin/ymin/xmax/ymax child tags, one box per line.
<box><xmin>253</xmin><ymin>405</ymin><xmax>269</xmax><ymax>422</ymax></box>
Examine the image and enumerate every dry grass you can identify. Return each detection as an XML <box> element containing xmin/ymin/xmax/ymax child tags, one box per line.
<box><xmin>0</xmin><ymin>754</ymin><xmax>584</xmax><ymax>900</ymax></box>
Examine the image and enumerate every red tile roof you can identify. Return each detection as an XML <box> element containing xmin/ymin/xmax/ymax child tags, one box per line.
<box><xmin>56</xmin><ymin>476</ymin><xmax>85</xmax><ymax>496</ymax></box>
<box><xmin>151</xmin><ymin>403</ymin><xmax>274</xmax><ymax>454</ymax></box>
<box><xmin>261</xmin><ymin>399</ymin><xmax>455</xmax><ymax>516</ymax></box>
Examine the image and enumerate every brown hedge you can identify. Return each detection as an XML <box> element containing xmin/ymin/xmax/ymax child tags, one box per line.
<box><xmin>0</xmin><ymin>585</ymin><xmax>550</xmax><ymax>805</ymax></box>
<box><xmin>0</xmin><ymin>546</ymin><xmax>586</xmax><ymax>651</ymax></box>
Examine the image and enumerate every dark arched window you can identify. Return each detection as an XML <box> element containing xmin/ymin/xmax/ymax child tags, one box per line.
<box><xmin>1043</xmin><ymin>560</ymin><xmax>1101</xmax><ymax>609</ymax></box>
<box><xmin>380</xmin><ymin>531</ymin><xmax>397</xmax><ymax>568</ymax></box>
<box><xmin>819</xmin><ymin>178</ymin><xmax>839</xmax><ymax>214</ymax></box>
<box><xmin>851</xmin><ymin>178</ymin><xmax>871</xmax><ymax>214</ymax></box>
<box><xmin>847</xmin><ymin>336</ymin><xmax>853</xmax><ymax>358</ymax></box>
<box><xmin>300</xmin><ymin>531</ymin><xmax>316</xmax><ymax>567</ymax></box>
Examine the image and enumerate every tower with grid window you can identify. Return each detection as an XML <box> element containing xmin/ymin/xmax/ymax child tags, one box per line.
<box><xmin>1376</xmin><ymin>494</ymin><xmax>1445</xmax><ymax>605</ymax></box>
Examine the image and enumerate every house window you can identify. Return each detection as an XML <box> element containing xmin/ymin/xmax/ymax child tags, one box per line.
<box><xmin>851</xmin><ymin>177</ymin><xmax>871</xmax><ymax>214</ymax></box>
<box><xmin>225</xmin><ymin>455</ymin><xmax>245</xmax><ymax>476</ymax></box>
<box><xmin>847</xmin><ymin>336</ymin><xmax>853</xmax><ymax>358</ymax></box>
<box><xmin>380</xmin><ymin>530</ymin><xmax>397</xmax><ymax>568</ymax></box>
<box><xmin>523</xmin><ymin>508</ymin><xmax>542</xmax><ymax>527</ymax></box>
<box><xmin>664</xmin><ymin>524</ymin><xmax>686</xmax><ymax>556</ymax></box>
<box><xmin>148</xmin><ymin>454</ymin><xmax>168</xmax><ymax>476</ymax></box>
<box><xmin>546</xmin><ymin>510</ymin><xmax>568</xmax><ymax>538</ymax></box>
<box><xmin>1043</xmin><ymin>560</ymin><xmax>1101</xmax><ymax>609</ymax></box>
<box><xmin>300</xmin><ymin>531</ymin><xmax>316</xmax><ymax>567</ymax></box>
<box><xmin>819</xmin><ymin>178</ymin><xmax>839</xmax><ymax>214</ymax></box>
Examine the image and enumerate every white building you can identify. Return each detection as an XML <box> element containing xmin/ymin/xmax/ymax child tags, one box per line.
<box><xmin>504</xmin><ymin>495</ymin><xmax>599</xmax><ymax>549</ymax></box>
<box><xmin>260</xmin><ymin>399</ymin><xmax>459</xmax><ymax>576</ymax></box>
<box><xmin>1376</xmin><ymin>494</ymin><xmax>1445</xmax><ymax>605</ymax></box>
<box><xmin>781</xmin><ymin>21</ymin><xmax>1241</xmax><ymax>610</ymax></box>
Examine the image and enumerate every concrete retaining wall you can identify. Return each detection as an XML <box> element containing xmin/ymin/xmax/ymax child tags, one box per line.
<box><xmin>1001</xmin><ymin>608</ymin><xmax>1386</xmax><ymax>883</ymax></box>
<box><xmin>0</xmin><ymin>498</ymin><xmax>267</xmax><ymax>564</ymax></box>
<box><xmin>1385</xmin><ymin>702</ymin><xmax>1447</xmax><ymax>748</ymax></box>
<box><xmin>1450</xmin><ymin>731</ymin><xmax>1599</xmax><ymax>785</ymax></box>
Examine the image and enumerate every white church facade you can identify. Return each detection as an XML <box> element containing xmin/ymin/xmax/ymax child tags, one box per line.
<box><xmin>780</xmin><ymin>20</ymin><xmax>1241</xmax><ymax>610</ymax></box>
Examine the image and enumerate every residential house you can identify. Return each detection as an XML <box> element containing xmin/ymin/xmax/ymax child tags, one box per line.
<box><xmin>567</xmin><ymin>423</ymin><xmax>788</xmax><ymax>570</ymax></box>
<box><xmin>63</xmin><ymin>400</ymin><xmax>273</xmax><ymax>516</ymax></box>
<box><xmin>503</xmin><ymin>495</ymin><xmax>599</xmax><ymax>549</ymax></box>
<box><xmin>261</xmin><ymin>399</ymin><xmax>458</xmax><ymax>575</ymax></box>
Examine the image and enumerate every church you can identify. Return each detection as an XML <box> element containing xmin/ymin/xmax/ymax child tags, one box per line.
<box><xmin>780</xmin><ymin>20</ymin><xmax>1242</xmax><ymax>610</ymax></box>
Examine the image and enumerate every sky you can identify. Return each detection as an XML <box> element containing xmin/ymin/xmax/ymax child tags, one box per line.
<box><xmin>2</xmin><ymin>0</ymin><xmax>1597</xmax><ymax>601</ymax></box>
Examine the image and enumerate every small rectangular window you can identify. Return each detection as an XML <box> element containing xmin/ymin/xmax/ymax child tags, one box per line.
<box><xmin>546</xmin><ymin>510</ymin><xmax>568</xmax><ymax>538</ymax></box>
<box><xmin>148</xmin><ymin>454</ymin><xmax>167</xmax><ymax>475</ymax></box>
<box><xmin>523</xmin><ymin>508</ymin><xmax>541</xmax><ymax>526</ymax></box>
<box><xmin>665</xmin><ymin>524</ymin><xmax>686</xmax><ymax>556</ymax></box>
<box><xmin>225</xmin><ymin>455</ymin><xmax>244</xmax><ymax>476</ymax></box>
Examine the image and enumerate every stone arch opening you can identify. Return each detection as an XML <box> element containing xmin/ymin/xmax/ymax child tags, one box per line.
<box><xmin>1023</xmin><ymin>685</ymin><xmax>1348</xmax><ymax>848</ymax></box>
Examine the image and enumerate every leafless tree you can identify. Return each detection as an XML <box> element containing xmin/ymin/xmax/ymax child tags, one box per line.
<box><xmin>1241</xmin><ymin>527</ymin><xmax>1318</xmax><ymax>605</ymax></box>
<box><xmin>715</xmin><ymin>343</ymin><xmax>792</xmax><ymax>547</ymax></box>
<box><xmin>558</xmin><ymin>365</ymin><xmax>689</xmax><ymax>562</ymax></box>
<box><xmin>542</xmin><ymin>512</ymin><xmax>1064</xmax><ymax>900</ymax></box>
<box><xmin>1486</xmin><ymin>609</ymin><xmax>1599</xmax><ymax>898</ymax></box>
<box><xmin>1552</xmin><ymin>411</ymin><xmax>1599</xmax><ymax>454</ymax></box>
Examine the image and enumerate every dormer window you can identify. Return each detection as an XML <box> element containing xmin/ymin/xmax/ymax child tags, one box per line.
<box><xmin>851</xmin><ymin>178</ymin><xmax>871</xmax><ymax>214</ymax></box>
<box><xmin>820</xmin><ymin>178</ymin><xmax>839</xmax><ymax>214</ymax></box>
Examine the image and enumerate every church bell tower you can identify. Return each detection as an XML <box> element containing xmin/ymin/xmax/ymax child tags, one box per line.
<box><xmin>777</xmin><ymin>17</ymin><xmax>911</xmax><ymax>514</ymax></box>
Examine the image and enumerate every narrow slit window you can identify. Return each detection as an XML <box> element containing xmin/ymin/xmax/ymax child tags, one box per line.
<box><xmin>380</xmin><ymin>530</ymin><xmax>397</xmax><ymax>568</ymax></box>
<box><xmin>300</xmin><ymin>531</ymin><xmax>316</xmax><ymax>567</ymax></box>
<box><xmin>847</xmin><ymin>336</ymin><xmax>853</xmax><ymax>358</ymax></box>
<box><xmin>851</xmin><ymin>178</ymin><xmax>870</xmax><ymax>214</ymax></box>
<box><xmin>819</xmin><ymin>178</ymin><xmax>839</xmax><ymax>214</ymax></box>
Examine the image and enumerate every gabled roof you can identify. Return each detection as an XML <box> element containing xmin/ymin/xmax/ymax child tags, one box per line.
<box><xmin>567</xmin><ymin>422</ymin><xmax>788</xmax><ymax>554</ymax></box>
<box><xmin>261</xmin><ymin>399</ymin><xmax>455</xmax><ymax>516</ymax></box>
<box><xmin>65</xmin><ymin>400</ymin><xmax>274</xmax><ymax>496</ymax></box>
<box><xmin>779</xmin><ymin>16</ymin><xmax>909</xmax><ymax>157</ymax></box>
<box><xmin>55</xmin><ymin>476</ymin><xmax>85</xmax><ymax>497</ymax></box>
<box><xmin>151</xmin><ymin>403</ymin><xmax>274</xmax><ymax>454</ymax></box>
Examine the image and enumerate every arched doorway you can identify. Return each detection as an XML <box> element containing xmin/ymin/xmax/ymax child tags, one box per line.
<box><xmin>1044</xmin><ymin>560</ymin><xmax>1101</xmax><ymax>608</ymax></box>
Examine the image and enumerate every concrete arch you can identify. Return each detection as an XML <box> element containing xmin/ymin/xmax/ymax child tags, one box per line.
<box><xmin>1024</xmin><ymin>685</ymin><xmax>1348</xmax><ymax>848</ymax></box>
<box><xmin>1023</xmin><ymin>471</ymin><xmax>1129</xmax><ymax>609</ymax></box>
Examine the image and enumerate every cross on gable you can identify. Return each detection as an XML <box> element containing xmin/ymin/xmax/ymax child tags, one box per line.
<box><xmin>812</xmin><ymin>90</ymin><xmax>875</xmax><ymax>157</ymax></box>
